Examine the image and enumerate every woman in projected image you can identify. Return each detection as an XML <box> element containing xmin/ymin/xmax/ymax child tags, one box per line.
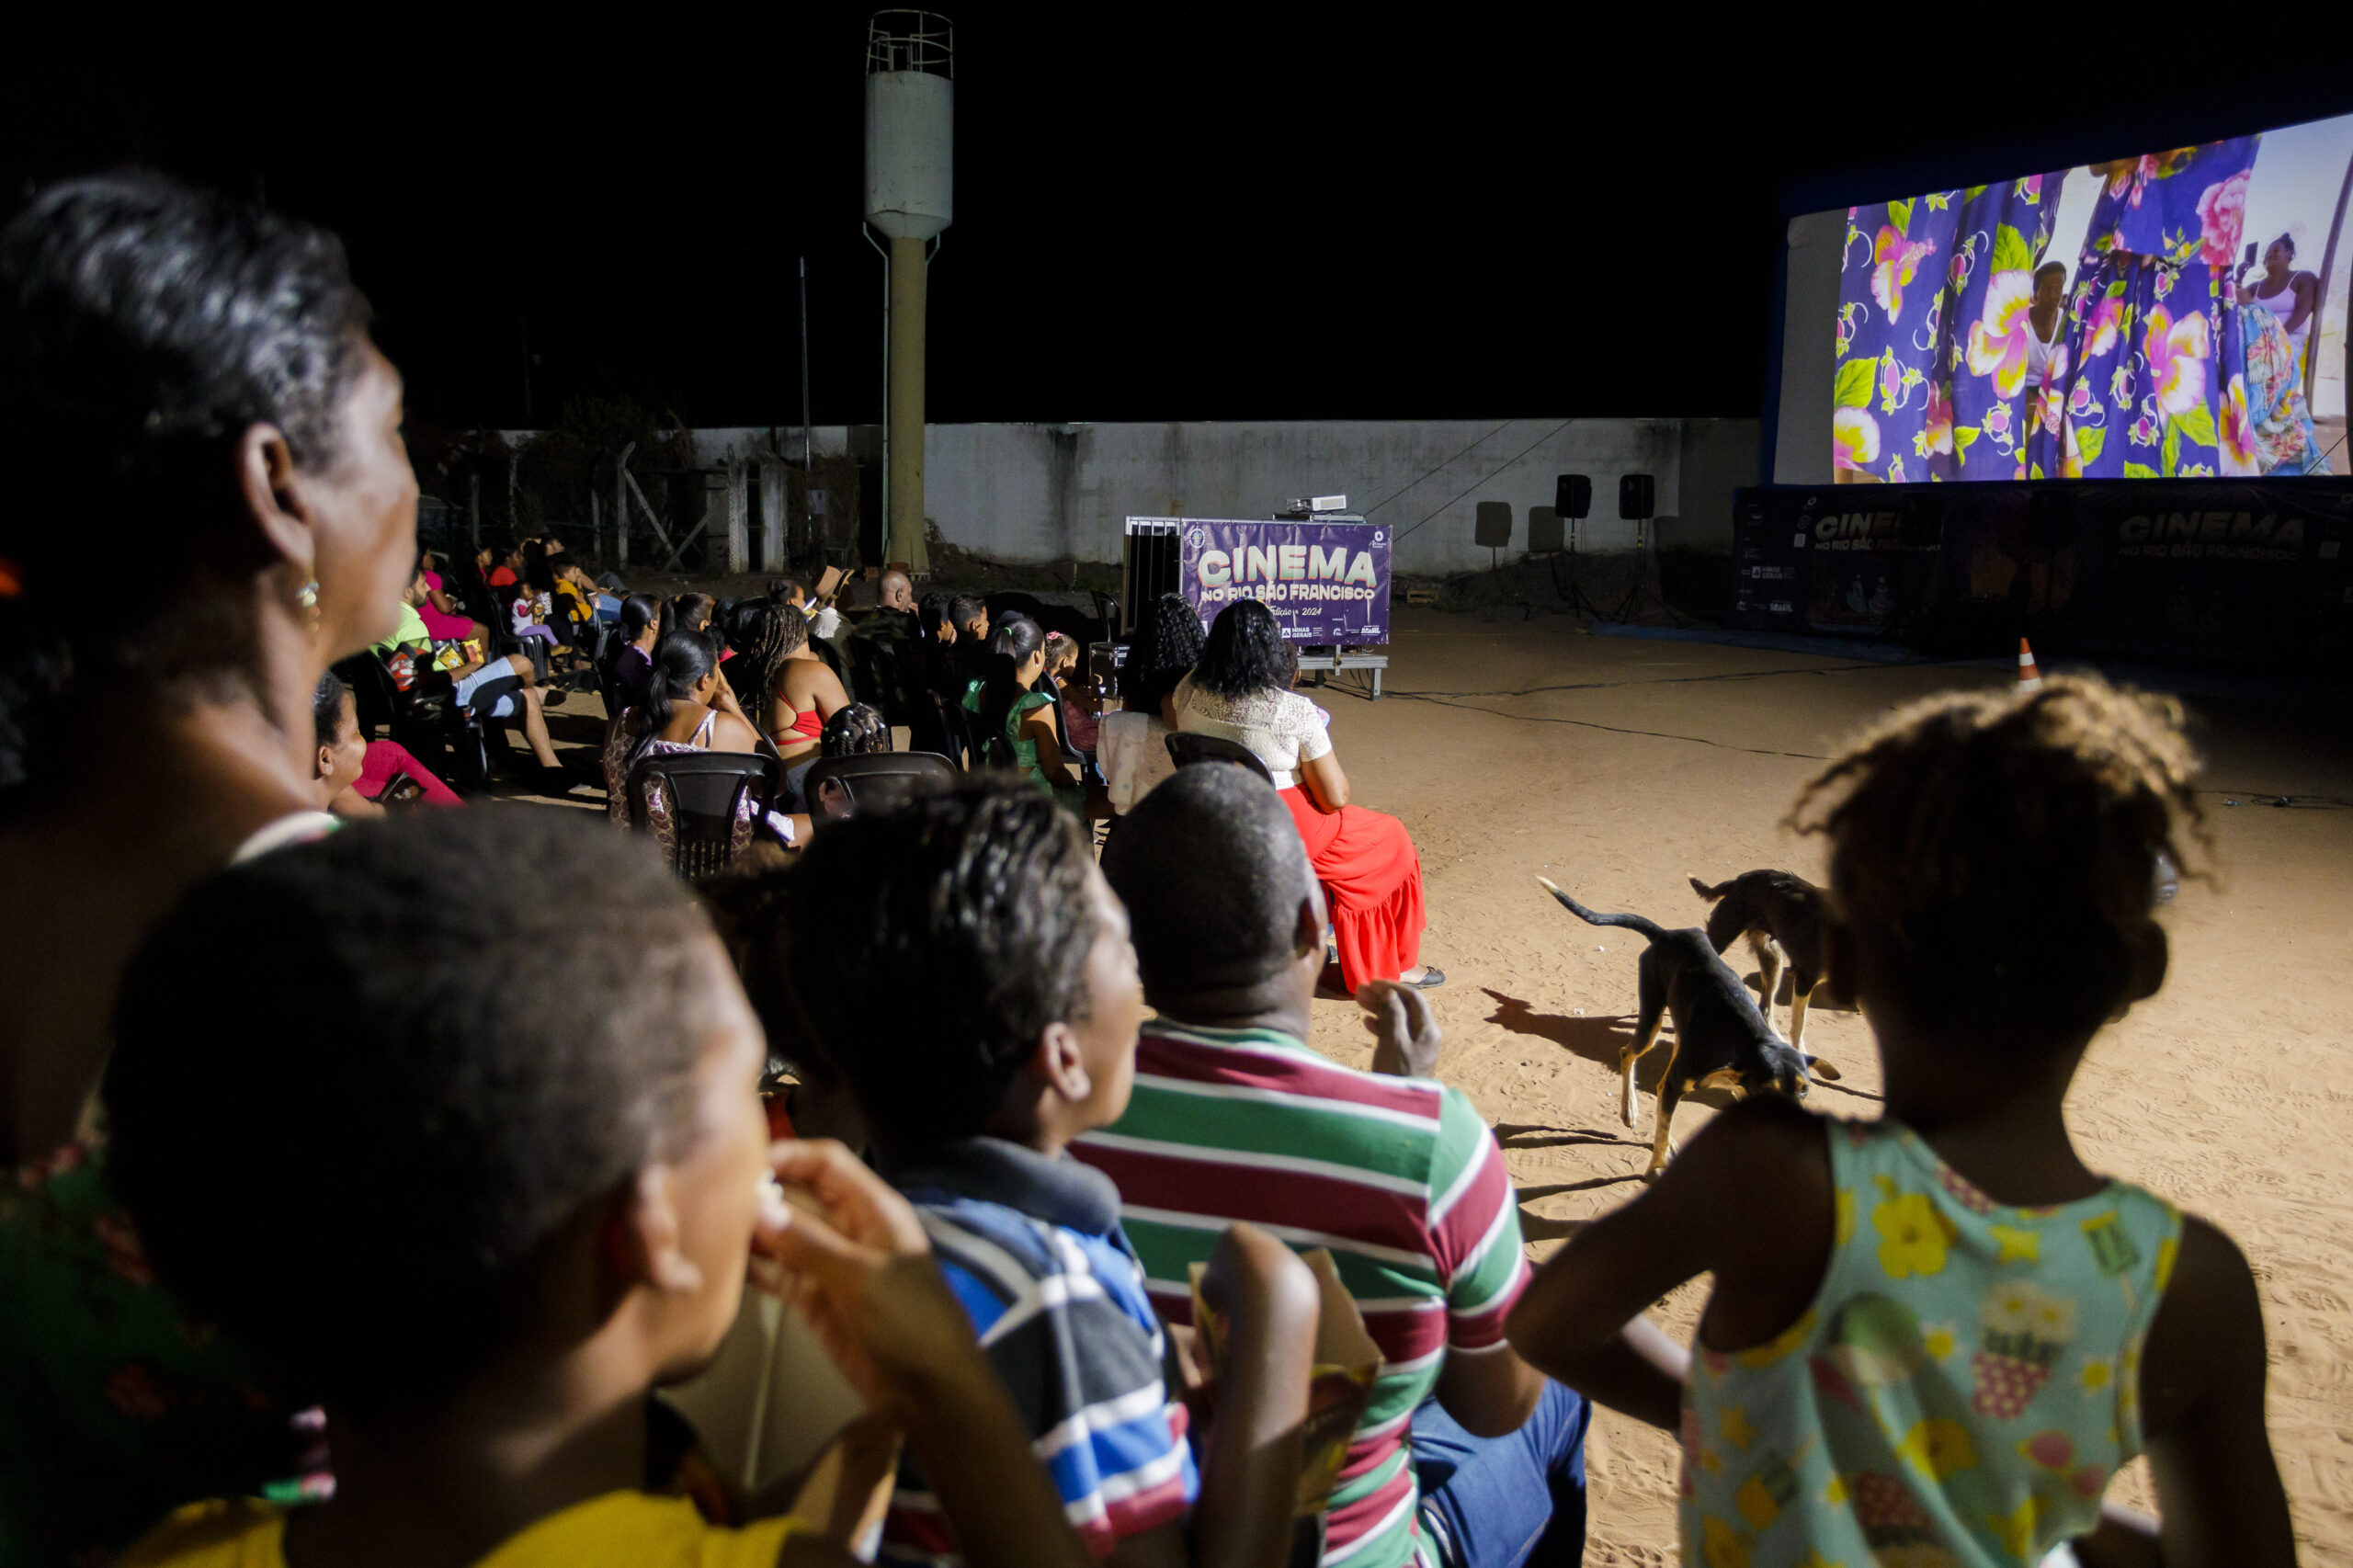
<box><xmin>2024</xmin><ymin>260</ymin><xmax>2070</xmax><ymax>437</ymax></box>
<box><xmin>2232</xmin><ymin>233</ymin><xmax>2330</xmax><ymax>475</ymax></box>
<box><xmin>2235</xmin><ymin>233</ymin><xmax>2318</xmax><ymax>380</ymax></box>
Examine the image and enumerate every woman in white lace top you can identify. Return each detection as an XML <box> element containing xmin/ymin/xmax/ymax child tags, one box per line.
<box><xmin>1175</xmin><ymin>600</ymin><xmax>1441</xmax><ymax>992</ymax></box>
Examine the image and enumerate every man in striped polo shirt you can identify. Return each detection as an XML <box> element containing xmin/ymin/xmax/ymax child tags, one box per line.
<box><xmin>1073</xmin><ymin>766</ymin><xmax>1597</xmax><ymax>1568</ymax></box>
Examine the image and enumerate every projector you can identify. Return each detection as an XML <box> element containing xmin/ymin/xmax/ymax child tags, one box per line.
<box><xmin>1289</xmin><ymin>494</ymin><xmax>1349</xmax><ymax>513</ymax></box>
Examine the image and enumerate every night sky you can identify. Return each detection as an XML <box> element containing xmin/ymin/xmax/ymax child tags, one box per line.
<box><xmin>10</xmin><ymin>24</ymin><xmax>2350</xmax><ymax>432</ymax></box>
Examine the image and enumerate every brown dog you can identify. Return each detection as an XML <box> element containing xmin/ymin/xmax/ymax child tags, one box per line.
<box><xmin>1689</xmin><ymin>869</ymin><xmax>1830</xmax><ymax>1053</ymax></box>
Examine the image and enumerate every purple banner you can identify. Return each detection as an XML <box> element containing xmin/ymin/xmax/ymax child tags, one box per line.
<box><xmin>1150</xmin><ymin>517</ymin><xmax>1392</xmax><ymax>643</ymax></box>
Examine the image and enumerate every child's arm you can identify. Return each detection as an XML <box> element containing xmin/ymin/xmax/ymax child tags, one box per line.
<box><xmin>1505</xmin><ymin>1096</ymin><xmax>1832</xmax><ymax>1431</ymax></box>
<box><xmin>2086</xmin><ymin>1213</ymin><xmax>2294</xmax><ymax>1568</ymax></box>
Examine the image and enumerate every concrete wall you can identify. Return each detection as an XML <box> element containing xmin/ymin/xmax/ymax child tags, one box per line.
<box><xmin>653</xmin><ymin>418</ymin><xmax>1747</xmax><ymax>576</ymax></box>
<box><xmin>1664</xmin><ymin>417</ymin><xmax>1761</xmax><ymax>553</ymax></box>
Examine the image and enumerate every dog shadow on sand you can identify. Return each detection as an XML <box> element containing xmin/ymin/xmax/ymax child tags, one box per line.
<box><xmin>1482</xmin><ymin>988</ymin><xmax>1744</xmax><ymax>1112</ymax></box>
<box><xmin>1483</xmin><ymin>987</ymin><xmax>1747</xmax><ymax>1241</ymax></box>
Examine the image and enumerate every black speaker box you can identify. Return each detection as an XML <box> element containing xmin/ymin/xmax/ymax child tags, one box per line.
<box><xmin>1619</xmin><ymin>473</ymin><xmax>1654</xmax><ymax>520</ymax></box>
<box><xmin>1554</xmin><ymin>473</ymin><xmax>1591</xmax><ymax>519</ymax></box>
<box><xmin>1473</xmin><ymin>500</ymin><xmax>1514</xmax><ymax>548</ymax></box>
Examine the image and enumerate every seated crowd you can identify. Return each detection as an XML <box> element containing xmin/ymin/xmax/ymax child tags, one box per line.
<box><xmin>0</xmin><ymin>174</ymin><xmax>2293</xmax><ymax>1568</ymax></box>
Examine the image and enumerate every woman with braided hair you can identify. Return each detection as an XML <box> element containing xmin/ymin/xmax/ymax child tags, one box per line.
<box><xmin>744</xmin><ymin>598</ymin><xmax>848</xmax><ymax>762</ymax></box>
<box><xmin>1509</xmin><ymin>675</ymin><xmax>2291</xmax><ymax>1568</ymax></box>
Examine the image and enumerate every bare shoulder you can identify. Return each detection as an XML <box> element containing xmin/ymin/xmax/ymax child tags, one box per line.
<box><xmin>1630</xmin><ymin>1097</ymin><xmax>1830</xmax><ymax>1247</ymax></box>
<box><xmin>1681</xmin><ymin>1096</ymin><xmax>1832</xmax><ymax>1181</ymax></box>
<box><xmin>714</xmin><ymin>711</ymin><xmax>766</xmax><ymax>753</ymax></box>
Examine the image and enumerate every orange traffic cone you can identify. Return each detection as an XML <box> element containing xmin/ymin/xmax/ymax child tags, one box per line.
<box><xmin>2017</xmin><ymin>638</ymin><xmax>2043</xmax><ymax>693</ymax></box>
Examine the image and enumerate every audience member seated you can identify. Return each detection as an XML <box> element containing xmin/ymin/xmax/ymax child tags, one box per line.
<box><xmin>376</xmin><ymin>599</ymin><xmax>570</xmax><ymax>782</ymax></box>
<box><xmin>523</xmin><ymin>540</ymin><xmax>596</xmax><ymax>654</ymax></box>
<box><xmin>1075</xmin><ymin>765</ymin><xmax>1607</xmax><ymax>1568</ymax></box>
<box><xmin>0</xmin><ymin>172</ymin><xmax>415</xmax><ymax>1565</ymax></box>
<box><xmin>803</xmin><ymin>702</ymin><xmax>892</xmax><ymax>822</ymax></box>
<box><xmin>848</xmin><ymin>570</ymin><xmax>922</xmax><ymax>722</ymax></box>
<box><xmin>373</xmin><ymin>567</ymin><xmax>437</xmax><ymax>657</ymax></box>
<box><xmin>356</xmin><ymin>737</ymin><xmax>462</xmax><ymax>807</ymax></box>
<box><xmin>787</xmin><ymin>782</ymin><xmax>1317</xmax><ymax>1568</ymax></box>
<box><xmin>540</xmin><ymin>538</ymin><xmax>620</xmax><ymax>621</ymax></box>
<box><xmin>1176</xmin><ymin>599</ymin><xmax>1439</xmax><ymax>990</ymax></box>
<box><xmin>773</xmin><ymin>577</ymin><xmax>845</xmax><ymax>642</ymax></box>
<box><xmin>1042</xmin><ymin>632</ymin><xmax>1100</xmax><ymax>754</ymax></box>
<box><xmin>414</xmin><ymin>549</ymin><xmax>488</xmax><ymax>643</ymax></box>
<box><xmin>1097</xmin><ymin>592</ymin><xmax>1205</xmax><ymax>816</ymax></box>
<box><xmin>977</xmin><ymin>617</ymin><xmax>1089</xmax><ymax>817</ymax></box>
<box><xmin>503</xmin><ymin>571</ymin><xmax>566</xmax><ymax>658</ymax></box>
<box><xmin>820</xmin><ymin>701</ymin><xmax>891</xmax><ymax>757</ymax></box>
<box><xmin>609</xmin><ymin>594</ymin><xmax>668</xmax><ymax>713</ymax></box>
<box><xmin>309</xmin><ymin>673</ymin><xmax>382</xmax><ymax>818</ymax></box>
<box><xmin>755</xmin><ymin>603</ymin><xmax>850</xmax><ymax>763</ymax></box>
<box><xmin>313</xmin><ymin>669</ymin><xmax>460</xmax><ymax>809</ymax></box>
<box><xmin>603</xmin><ymin>629</ymin><xmax>765</xmax><ymax>824</ymax></box>
<box><xmin>482</xmin><ymin>536</ymin><xmax>521</xmax><ymax>589</ymax></box>
<box><xmin>674</xmin><ymin>591</ymin><xmax>725</xmax><ymax>643</ymax></box>
<box><xmin>103</xmin><ymin>811</ymin><xmax>1101</xmax><ymax>1568</ymax></box>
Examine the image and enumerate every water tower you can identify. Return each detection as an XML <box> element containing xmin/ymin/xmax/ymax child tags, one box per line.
<box><xmin>864</xmin><ymin>9</ymin><xmax>953</xmax><ymax>575</ymax></box>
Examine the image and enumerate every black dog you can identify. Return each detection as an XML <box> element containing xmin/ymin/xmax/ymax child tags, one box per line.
<box><xmin>1688</xmin><ymin>869</ymin><xmax>1829</xmax><ymax>1052</ymax></box>
<box><xmin>1537</xmin><ymin>878</ymin><xmax>1835</xmax><ymax>1176</ymax></box>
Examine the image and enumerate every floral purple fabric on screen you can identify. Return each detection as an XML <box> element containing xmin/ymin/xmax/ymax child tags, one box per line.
<box><xmin>2026</xmin><ymin>138</ymin><xmax>2259</xmax><ymax>480</ymax></box>
<box><xmin>1835</xmin><ymin>176</ymin><xmax>2065</xmax><ymax>483</ymax></box>
<box><xmin>1834</xmin><ymin>133</ymin><xmax>2267</xmax><ymax>484</ymax></box>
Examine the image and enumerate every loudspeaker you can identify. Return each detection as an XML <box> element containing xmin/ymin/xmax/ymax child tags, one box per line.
<box><xmin>1554</xmin><ymin>474</ymin><xmax>1591</xmax><ymax>519</ymax></box>
<box><xmin>1528</xmin><ymin>506</ymin><xmax>1564</xmax><ymax>553</ymax></box>
<box><xmin>1619</xmin><ymin>474</ymin><xmax>1654</xmax><ymax>520</ymax></box>
<box><xmin>1473</xmin><ymin>500</ymin><xmax>1514</xmax><ymax>548</ymax></box>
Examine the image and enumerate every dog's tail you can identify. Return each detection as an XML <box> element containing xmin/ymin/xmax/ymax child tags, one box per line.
<box><xmin>1688</xmin><ymin>874</ymin><xmax>1734</xmax><ymax>903</ymax></box>
<box><xmin>1534</xmin><ymin>877</ymin><xmax>1669</xmax><ymax>941</ymax></box>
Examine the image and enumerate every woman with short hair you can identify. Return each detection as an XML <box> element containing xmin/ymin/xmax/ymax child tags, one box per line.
<box><xmin>0</xmin><ymin>172</ymin><xmax>420</xmax><ymax>1561</ymax></box>
<box><xmin>1176</xmin><ymin>598</ymin><xmax>1440</xmax><ymax>991</ymax></box>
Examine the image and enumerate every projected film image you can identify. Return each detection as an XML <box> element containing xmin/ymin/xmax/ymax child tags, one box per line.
<box><xmin>1832</xmin><ymin>113</ymin><xmax>2352</xmax><ymax>483</ymax></box>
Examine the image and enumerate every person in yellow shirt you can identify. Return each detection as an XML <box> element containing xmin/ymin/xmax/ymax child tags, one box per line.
<box><xmin>105</xmin><ymin>810</ymin><xmax>1097</xmax><ymax>1568</ymax></box>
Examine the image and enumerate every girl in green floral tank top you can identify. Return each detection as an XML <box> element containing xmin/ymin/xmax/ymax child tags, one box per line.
<box><xmin>1505</xmin><ymin>676</ymin><xmax>2294</xmax><ymax>1568</ymax></box>
<box><xmin>1677</xmin><ymin>1119</ymin><xmax>2178</xmax><ymax>1568</ymax></box>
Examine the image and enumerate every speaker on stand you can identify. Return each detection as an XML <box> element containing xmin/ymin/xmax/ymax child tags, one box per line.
<box><xmin>1548</xmin><ymin>474</ymin><xmax>1604</xmax><ymax>619</ymax></box>
<box><xmin>1611</xmin><ymin>473</ymin><xmax>1655</xmax><ymax>622</ymax></box>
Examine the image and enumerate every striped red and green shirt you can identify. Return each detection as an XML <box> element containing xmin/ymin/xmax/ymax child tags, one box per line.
<box><xmin>1070</xmin><ymin>1020</ymin><xmax>1529</xmax><ymax>1568</ymax></box>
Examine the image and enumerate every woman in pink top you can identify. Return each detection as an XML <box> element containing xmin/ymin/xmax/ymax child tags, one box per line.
<box><xmin>414</xmin><ymin>549</ymin><xmax>486</xmax><ymax>642</ymax></box>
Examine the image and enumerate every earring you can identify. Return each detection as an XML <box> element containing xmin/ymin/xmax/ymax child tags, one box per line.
<box><xmin>296</xmin><ymin>578</ymin><xmax>320</xmax><ymax>631</ymax></box>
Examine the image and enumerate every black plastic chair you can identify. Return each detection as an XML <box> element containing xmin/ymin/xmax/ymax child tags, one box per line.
<box><xmin>800</xmin><ymin>751</ymin><xmax>959</xmax><ymax>823</ymax></box>
<box><xmin>1164</xmin><ymin>732</ymin><xmax>1275</xmax><ymax>785</ymax></box>
<box><xmin>621</xmin><ymin>749</ymin><xmax>781</xmax><ymax>881</ymax></box>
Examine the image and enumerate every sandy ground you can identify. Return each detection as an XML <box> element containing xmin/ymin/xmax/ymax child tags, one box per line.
<box><xmin>538</xmin><ymin>606</ymin><xmax>2353</xmax><ymax>1563</ymax></box>
<box><xmin>1274</xmin><ymin>609</ymin><xmax>2353</xmax><ymax>1568</ymax></box>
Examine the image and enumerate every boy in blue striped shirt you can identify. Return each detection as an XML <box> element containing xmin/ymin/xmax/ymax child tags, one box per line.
<box><xmin>784</xmin><ymin>782</ymin><xmax>1315</xmax><ymax>1568</ymax></box>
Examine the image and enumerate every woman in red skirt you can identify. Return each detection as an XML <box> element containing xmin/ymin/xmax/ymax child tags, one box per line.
<box><xmin>1174</xmin><ymin>599</ymin><xmax>1441</xmax><ymax>993</ymax></box>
